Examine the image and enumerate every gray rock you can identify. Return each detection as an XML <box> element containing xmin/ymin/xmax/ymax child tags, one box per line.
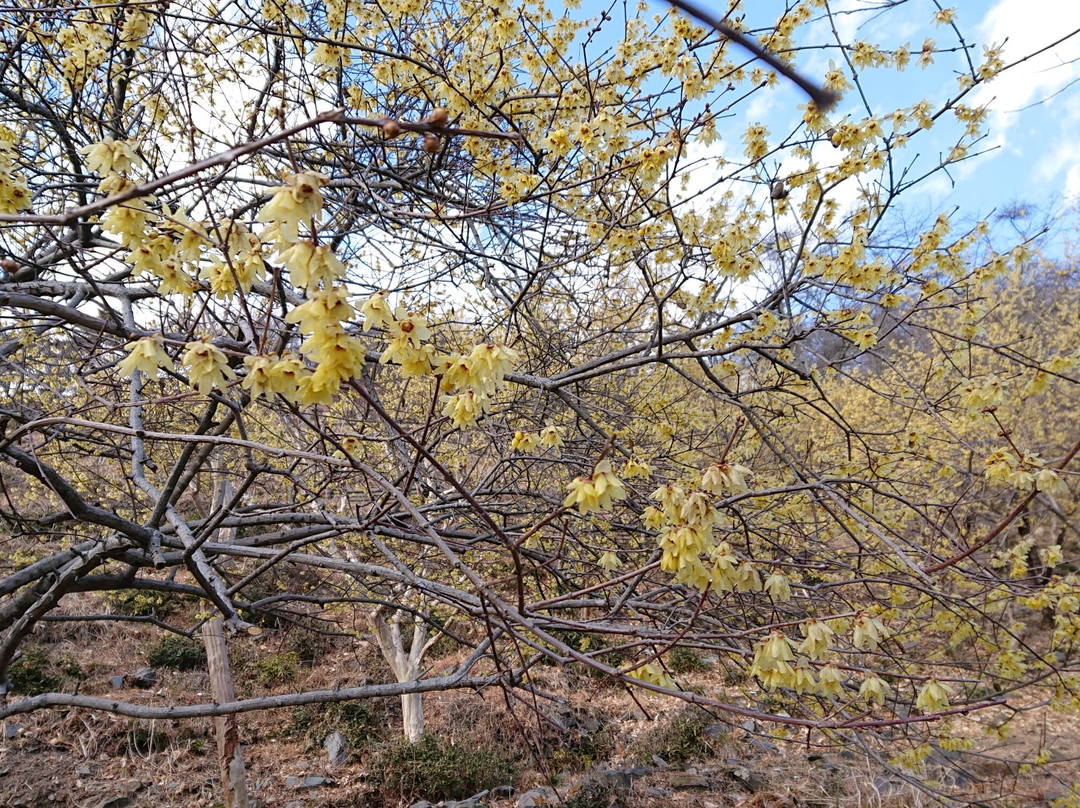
<box><xmin>704</xmin><ymin>722</ymin><xmax>727</xmax><ymax>740</ymax></box>
<box><xmin>285</xmin><ymin>775</ymin><xmax>335</xmax><ymax>789</ymax></box>
<box><xmin>129</xmin><ymin>667</ymin><xmax>157</xmax><ymax>688</ymax></box>
<box><xmin>666</xmin><ymin>771</ymin><xmax>710</xmax><ymax>790</ymax></box>
<box><xmin>729</xmin><ymin>764</ymin><xmax>767</xmax><ymax>792</ymax></box>
<box><xmin>516</xmin><ymin>786</ymin><xmax>558</xmax><ymax>807</ymax></box>
<box><xmin>324</xmin><ymin>731</ymin><xmax>348</xmax><ymax>767</ymax></box>
<box><xmin>93</xmin><ymin>798</ymin><xmax>132</xmax><ymax>808</ymax></box>
<box><xmin>3</xmin><ymin>724</ymin><xmax>23</xmax><ymax>739</ymax></box>
<box><xmin>589</xmin><ymin>769</ymin><xmax>632</xmax><ymax>791</ymax></box>
<box><xmin>873</xmin><ymin>775</ymin><xmax>905</xmax><ymax>796</ymax></box>
<box><xmin>108</xmin><ymin>675</ymin><xmax>125</xmax><ymax>690</ymax></box>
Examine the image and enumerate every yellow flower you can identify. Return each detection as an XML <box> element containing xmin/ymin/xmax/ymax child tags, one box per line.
<box><xmin>798</xmin><ymin>619</ymin><xmax>834</xmax><ymax>661</ymax></box>
<box><xmin>859</xmin><ymin>673</ymin><xmax>891</xmax><ymax>706</ymax></box>
<box><xmin>818</xmin><ymin>661</ymin><xmax>845</xmax><ymax>698</ymax></box>
<box><xmin>118</xmin><ymin>335</ymin><xmax>174</xmax><ymax>378</ymax></box>
<box><xmin>436</xmin><ymin>353</ymin><xmax>475</xmax><ymax>393</ymax></box>
<box><xmin>510</xmin><ymin>430</ymin><xmax>539</xmax><ymax>453</ymax></box>
<box><xmin>300</xmin><ymin>325</ymin><xmax>366</xmax><ymax>382</ymax></box>
<box><xmin>641</xmin><ymin>506</ymin><xmax>665</xmax><ymax>530</ymax></box>
<box><xmin>398</xmin><ymin>343</ymin><xmax>435</xmax><ymax>377</ymax></box>
<box><xmin>298</xmin><ymin>364</ymin><xmax>341</xmax><ymax>406</ymax></box>
<box><xmin>852</xmin><ymin>612</ymin><xmax>890</xmax><ymax>651</ymax></box>
<box><xmin>764</xmin><ymin>570</ymin><xmax>791</xmax><ymax>602</ymax></box>
<box><xmin>360</xmin><ymin>291</ymin><xmax>394</xmax><ymax>330</ymax></box>
<box><xmin>278</xmin><ymin>241</ymin><xmax>346</xmax><ymax>292</ymax></box>
<box><xmin>285</xmin><ymin>287</ymin><xmax>355</xmax><ymax>334</ymax></box>
<box><xmin>709</xmin><ymin>541</ymin><xmax>739</xmax><ymax>592</ymax></box>
<box><xmin>1035</xmin><ymin>468</ymin><xmax>1069</xmax><ymax>497</ymax></box>
<box><xmin>387</xmin><ymin>306</ymin><xmax>431</xmax><ymax>344</ymax></box>
<box><xmin>538</xmin><ymin>424</ymin><xmax>563</xmax><ymax>451</ymax></box>
<box><xmin>380</xmin><ymin>307</ymin><xmax>431</xmax><ymax>366</ymax></box>
<box><xmin>627</xmin><ymin>662</ymin><xmax>675</xmax><ymax>690</ymax></box>
<box><xmin>181</xmin><ymin>338</ymin><xmax>235</xmax><ymax>394</ymax></box>
<box><xmin>915</xmin><ymin>678</ymin><xmax>950</xmax><ymax>714</ymax></box>
<box><xmin>750</xmin><ymin>630</ymin><xmax>796</xmax><ymax>687</ymax></box>
<box><xmin>468</xmin><ymin>342</ymin><xmax>520</xmax><ymax>390</ymax></box>
<box><xmin>599</xmin><ymin>550</ymin><xmax>622</xmax><ymax>573</ymax></box>
<box><xmin>622</xmin><ymin>457</ymin><xmax>653</xmax><ymax>479</ymax></box>
<box><xmin>242</xmin><ymin>354</ymin><xmax>279</xmax><ymax>401</ymax></box>
<box><xmin>257</xmin><ymin>170</ymin><xmax>327</xmax><ymax>243</ymax></box>
<box><xmin>80</xmin><ymin>137</ymin><xmax>139</xmax><ymax>175</ymax></box>
<box><xmin>268</xmin><ymin>353</ymin><xmax>307</xmax><ymax>402</ymax></box>
<box><xmin>735</xmin><ymin>559</ymin><xmax>762</xmax><ymax>592</ymax></box>
<box><xmin>793</xmin><ymin>658</ymin><xmax>817</xmax><ymax>694</ymax></box>
<box><xmin>564</xmin><ymin>459</ymin><xmax>628</xmax><ymax>515</ymax></box>
<box><xmin>700</xmin><ymin>462</ymin><xmax>752</xmax><ymax>495</ymax></box>
<box><xmin>441</xmin><ymin>390</ymin><xmax>490</xmax><ymax>429</ymax></box>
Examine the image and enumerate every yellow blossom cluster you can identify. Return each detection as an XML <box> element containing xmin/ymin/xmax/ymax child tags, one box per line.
<box><xmin>435</xmin><ymin>341</ymin><xmax>520</xmax><ymax>429</ymax></box>
<box><xmin>564</xmin><ymin>459</ymin><xmax>627</xmax><ymax>515</ymax></box>
<box><xmin>0</xmin><ymin>128</ymin><xmax>32</xmax><ymax>214</ymax></box>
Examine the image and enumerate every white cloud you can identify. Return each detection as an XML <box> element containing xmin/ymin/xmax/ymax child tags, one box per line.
<box><xmin>973</xmin><ymin>0</ymin><xmax>1080</xmax><ymax>144</ymax></box>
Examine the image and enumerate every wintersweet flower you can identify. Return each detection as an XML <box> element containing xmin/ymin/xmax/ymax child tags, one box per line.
<box><xmin>798</xmin><ymin>619</ymin><xmax>834</xmax><ymax>661</ymax></box>
<box><xmin>709</xmin><ymin>542</ymin><xmax>739</xmax><ymax>592</ymax></box>
<box><xmin>298</xmin><ymin>364</ymin><xmax>341</xmax><ymax>406</ymax></box>
<box><xmin>468</xmin><ymin>342</ymin><xmax>520</xmax><ymax>390</ymax></box>
<box><xmin>852</xmin><ymin>612</ymin><xmax>890</xmax><ymax>651</ymax></box>
<box><xmin>398</xmin><ymin>343</ymin><xmax>435</xmax><ymax>378</ymax></box>
<box><xmin>817</xmin><ymin>661</ymin><xmax>845</xmax><ymax>698</ymax></box>
<box><xmin>285</xmin><ymin>287</ymin><xmax>355</xmax><ymax>334</ymax></box>
<box><xmin>441</xmin><ymin>389</ymin><xmax>490</xmax><ymax>429</ymax></box>
<box><xmin>380</xmin><ymin>309</ymin><xmax>431</xmax><ymax>366</ymax></box>
<box><xmin>300</xmin><ymin>325</ymin><xmax>366</xmax><ymax>382</ymax></box>
<box><xmin>599</xmin><ymin>550</ymin><xmax>622</xmax><ymax>573</ymax></box>
<box><xmin>268</xmin><ymin>354</ymin><xmax>307</xmax><ymax>402</ymax></box>
<box><xmin>750</xmin><ymin>630</ymin><xmax>796</xmax><ymax>687</ymax></box>
<box><xmin>242</xmin><ymin>354</ymin><xmax>279</xmax><ymax>401</ymax></box>
<box><xmin>538</xmin><ymin>424</ymin><xmax>563</xmax><ymax>450</ymax></box>
<box><xmin>859</xmin><ymin>673</ymin><xmax>891</xmax><ymax>706</ymax></box>
<box><xmin>793</xmin><ymin>658</ymin><xmax>818</xmax><ymax>694</ymax></box>
<box><xmin>278</xmin><ymin>241</ymin><xmax>346</xmax><ymax>292</ymax></box>
<box><xmin>257</xmin><ymin>170</ymin><xmax>327</xmax><ymax>243</ymax></box>
<box><xmin>915</xmin><ymin>678</ymin><xmax>950</xmax><ymax>714</ymax></box>
<box><xmin>627</xmin><ymin>663</ymin><xmax>675</xmax><ymax>690</ymax></box>
<box><xmin>181</xmin><ymin>338</ymin><xmax>235</xmax><ymax>394</ymax></box>
<box><xmin>360</xmin><ymin>291</ymin><xmax>394</xmax><ymax>330</ymax></box>
<box><xmin>734</xmin><ymin>559</ymin><xmax>762</xmax><ymax>592</ymax></box>
<box><xmin>387</xmin><ymin>306</ymin><xmax>431</xmax><ymax>346</ymax></box>
<box><xmin>436</xmin><ymin>353</ymin><xmax>475</xmax><ymax>392</ymax></box>
<box><xmin>622</xmin><ymin>457</ymin><xmax>653</xmax><ymax>479</ymax></box>
<box><xmin>80</xmin><ymin>137</ymin><xmax>139</xmax><ymax>175</ymax></box>
<box><xmin>764</xmin><ymin>570</ymin><xmax>792</xmax><ymax>602</ymax></box>
<box><xmin>700</xmin><ymin>462</ymin><xmax>752</xmax><ymax>495</ymax></box>
<box><xmin>118</xmin><ymin>335</ymin><xmax>173</xmax><ymax>377</ymax></box>
<box><xmin>510</xmin><ymin>431</ymin><xmax>539</xmax><ymax>453</ymax></box>
<box><xmin>563</xmin><ymin>459</ymin><xmax>627</xmax><ymax>515</ymax></box>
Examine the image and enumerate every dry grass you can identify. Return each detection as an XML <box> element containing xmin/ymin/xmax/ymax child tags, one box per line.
<box><xmin>4</xmin><ymin>609</ymin><xmax>1080</xmax><ymax>807</ymax></box>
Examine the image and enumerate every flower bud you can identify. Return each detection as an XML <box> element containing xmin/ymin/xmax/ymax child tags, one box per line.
<box><xmin>380</xmin><ymin>117</ymin><xmax>402</xmax><ymax>138</ymax></box>
<box><xmin>422</xmin><ymin>133</ymin><xmax>441</xmax><ymax>154</ymax></box>
<box><xmin>424</xmin><ymin>107</ymin><xmax>449</xmax><ymax>127</ymax></box>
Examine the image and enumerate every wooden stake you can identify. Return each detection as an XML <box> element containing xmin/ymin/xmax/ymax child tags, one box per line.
<box><xmin>202</xmin><ymin>617</ymin><xmax>250</xmax><ymax>808</ymax></box>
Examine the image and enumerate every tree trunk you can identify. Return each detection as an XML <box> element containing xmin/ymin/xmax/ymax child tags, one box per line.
<box><xmin>202</xmin><ymin>617</ymin><xmax>249</xmax><ymax>808</ymax></box>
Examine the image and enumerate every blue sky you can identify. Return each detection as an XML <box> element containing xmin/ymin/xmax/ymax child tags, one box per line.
<box><xmin>644</xmin><ymin>0</ymin><xmax>1080</xmax><ymax>252</ymax></box>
